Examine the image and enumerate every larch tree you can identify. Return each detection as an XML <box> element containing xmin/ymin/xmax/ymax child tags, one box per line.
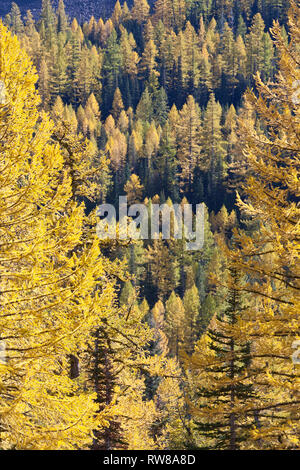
<box><xmin>140</xmin><ymin>39</ymin><xmax>159</xmax><ymax>80</ymax></box>
<box><xmin>7</xmin><ymin>2</ymin><xmax>24</xmax><ymax>36</ymax></box>
<box><xmin>131</xmin><ymin>0</ymin><xmax>150</xmax><ymax>25</ymax></box>
<box><xmin>183</xmin><ymin>284</ymin><xmax>200</xmax><ymax>355</ymax></box>
<box><xmin>235</xmin><ymin>35</ymin><xmax>247</xmax><ymax>77</ymax></box>
<box><xmin>165</xmin><ymin>291</ymin><xmax>185</xmax><ymax>359</ymax></box>
<box><xmin>157</xmin><ymin>120</ymin><xmax>179</xmax><ymax>201</ymax></box>
<box><xmin>88</xmin><ymin>287</ymin><xmax>157</xmax><ymax>451</ymax></box>
<box><xmin>122</xmin><ymin>2</ymin><xmax>131</xmax><ymax>22</ymax></box>
<box><xmin>150</xmin><ymin>300</ymin><xmax>169</xmax><ymax>358</ymax></box>
<box><xmin>147</xmin><ymin>239</ymin><xmax>180</xmax><ymax>302</ymax></box>
<box><xmin>144</xmin><ymin>121</ymin><xmax>160</xmax><ymax>170</ymax></box>
<box><xmin>124</xmin><ymin>174</ymin><xmax>144</xmax><ymax>205</ymax></box>
<box><xmin>181</xmin><ymin>21</ymin><xmax>201</xmax><ymax>93</ymax></box>
<box><xmin>226</xmin><ymin>1</ymin><xmax>300</xmax><ymax>448</ymax></box>
<box><xmin>120</xmin><ymin>27</ymin><xmax>140</xmax><ymax>78</ymax></box>
<box><xmin>0</xmin><ymin>22</ymin><xmax>116</xmax><ymax>449</ymax></box>
<box><xmin>176</xmin><ymin>95</ymin><xmax>202</xmax><ymax>192</ymax></box>
<box><xmin>22</xmin><ymin>10</ymin><xmax>41</xmax><ymax>68</ymax></box>
<box><xmin>172</xmin><ymin>0</ymin><xmax>187</xmax><ymax>32</ymax></box>
<box><xmin>153</xmin><ymin>0</ymin><xmax>174</xmax><ymax>29</ymax></box>
<box><xmin>57</xmin><ymin>0</ymin><xmax>68</xmax><ymax>34</ymax></box>
<box><xmin>111</xmin><ymin>0</ymin><xmax>123</xmax><ymax>26</ymax></box>
<box><xmin>111</xmin><ymin>87</ymin><xmax>125</xmax><ymax>121</ymax></box>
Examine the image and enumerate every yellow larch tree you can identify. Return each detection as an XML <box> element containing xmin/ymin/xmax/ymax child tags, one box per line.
<box><xmin>124</xmin><ymin>174</ymin><xmax>144</xmax><ymax>205</ymax></box>
<box><xmin>176</xmin><ymin>95</ymin><xmax>202</xmax><ymax>190</ymax></box>
<box><xmin>131</xmin><ymin>0</ymin><xmax>150</xmax><ymax>25</ymax></box>
<box><xmin>0</xmin><ymin>22</ymin><xmax>116</xmax><ymax>449</ymax></box>
<box><xmin>224</xmin><ymin>1</ymin><xmax>300</xmax><ymax>448</ymax></box>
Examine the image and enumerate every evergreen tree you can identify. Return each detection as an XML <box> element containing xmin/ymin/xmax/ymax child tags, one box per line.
<box><xmin>49</xmin><ymin>33</ymin><xmax>68</xmax><ymax>100</ymax></box>
<box><xmin>136</xmin><ymin>87</ymin><xmax>154</xmax><ymax>122</ymax></box>
<box><xmin>153</xmin><ymin>87</ymin><xmax>169</xmax><ymax>126</ymax></box>
<box><xmin>40</xmin><ymin>0</ymin><xmax>56</xmax><ymax>48</ymax></box>
<box><xmin>57</xmin><ymin>0</ymin><xmax>68</xmax><ymax>34</ymax></box>
<box><xmin>201</xmin><ymin>94</ymin><xmax>226</xmax><ymax>210</ymax></box>
<box><xmin>103</xmin><ymin>29</ymin><xmax>121</xmax><ymax>109</ymax></box>
<box><xmin>188</xmin><ymin>269</ymin><xmax>253</xmax><ymax>450</ymax></box>
<box><xmin>246</xmin><ymin>13</ymin><xmax>267</xmax><ymax>78</ymax></box>
<box><xmin>91</xmin><ymin>327</ymin><xmax>125</xmax><ymax>450</ymax></box>
<box><xmin>8</xmin><ymin>2</ymin><xmax>24</xmax><ymax>35</ymax></box>
<box><xmin>157</xmin><ymin>121</ymin><xmax>179</xmax><ymax>201</ymax></box>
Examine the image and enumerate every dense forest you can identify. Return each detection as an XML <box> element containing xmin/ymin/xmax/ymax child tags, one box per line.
<box><xmin>0</xmin><ymin>0</ymin><xmax>299</xmax><ymax>451</ymax></box>
<box><xmin>0</xmin><ymin>1</ymin><xmax>123</xmax><ymax>22</ymax></box>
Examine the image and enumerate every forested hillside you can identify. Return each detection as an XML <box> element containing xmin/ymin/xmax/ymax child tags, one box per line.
<box><xmin>0</xmin><ymin>0</ymin><xmax>299</xmax><ymax>451</ymax></box>
<box><xmin>0</xmin><ymin>1</ymin><xmax>120</xmax><ymax>21</ymax></box>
